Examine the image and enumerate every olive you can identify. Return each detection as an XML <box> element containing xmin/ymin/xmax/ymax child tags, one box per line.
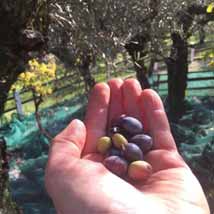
<box><xmin>123</xmin><ymin>143</ymin><xmax>143</xmax><ymax>162</ymax></box>
<box><xmin>112</xmin><ymin>133</ymin><xmax>128</xmax><ymax>150</ymax></box>
<box><xmin>117</xmin><ymin>128</ymin><xmax>132</xmax><ymax>140</ymax></box>
<box><xmin>111</xmin><ymin>114</ymin><xmax>126</xmax><ymax>127</ymax></box>
<box><xmin>118</xmin><ymin>116</ymin><xmax>143</xmax><ymax>136</ymax></box>
<box><xmin>128</xmin><ymin>161</ymin><xmax>152</xmax><ymax>181</ymax></box>
<box><xmin>130</xmin><ymin>134</ymin><xmax>153</xmax><ymax>154</ymax></box>
<box><xmin>107</xmin><ymin>148</ymin><xmax>122</xmax><ymax>157</ymax></box>
<box><xmin>97</xmin><ymin>136</ymin><xmax>112</xmax><ymax>154</ymax></box>
<box><xmin>103</xmin><ymin>156</ymin><xmax>128</xmax><ymax>177</ymax></box>
<box><xmin>114</xmin><ymin>114</ymin><xmax>126</xmax><ymax>126</ymax></box>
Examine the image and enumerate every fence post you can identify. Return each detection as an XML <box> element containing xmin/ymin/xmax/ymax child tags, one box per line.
<box><xmin>13</xmin><ymin>90</ymin><xmax>24</xmax><ymax>118</ymax></box>
<box><xmin>190</xmin><ymin>48</ymin><xmax>195</xmax><ymax>63</ymax></box>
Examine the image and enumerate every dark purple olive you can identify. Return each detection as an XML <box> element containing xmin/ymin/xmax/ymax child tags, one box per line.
<box><xmin>108</xmin><ymin>148</ymin><xmax>123</xmax><ymax>157</ymax></box>
<box><xmin>123</xmin><ymin>143</ymin><xmax>143</xmax><ymax>162</ymax></box>
<box><xmin>110</xmin><ymin>114</ymin><xmax>126</xmax><ymax>127</ymax></box>
<box><xmin>103</xmin><ymin>156</ymin><xmax>128</xmax><ymax>177</ymax></box>
<box><xmin>130</xmin><ymin>134</ymin><xmax>153</xmax><ymax>154</ymax></box>
<box><xmin>115</xmin><ymin>114</ymin><xmax>126</xmax><ymax>125</ymax></box>
<box><xmin>117</xmin><ymin>128</ymin><xmax>132</xmax><ymax>139</ymax></box>
<box><xmin>118</xmin><ymin>116</ymin><xmax>143</xmax><ymax>136</ymax></box>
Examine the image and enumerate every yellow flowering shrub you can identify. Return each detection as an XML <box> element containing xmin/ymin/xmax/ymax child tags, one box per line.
<box><xmin>207</xmin><ymin>52</ymin><xmax>214</xmax><ymax>67</ymax></box>
<box><xmin>12</xmin><ymin>58</ymin><xmax>56</xmax><ymax>96</ymax></box>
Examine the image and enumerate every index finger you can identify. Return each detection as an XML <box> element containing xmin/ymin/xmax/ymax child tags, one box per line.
<box><xmin>107</xmin><ymin>78</ymin><xmax>124</xmax><ymax>129</ymax></box>
<box><xmin>83</xmin><ymin>83</ymin><xmax>110</xmax><ymax>155</ymax></box>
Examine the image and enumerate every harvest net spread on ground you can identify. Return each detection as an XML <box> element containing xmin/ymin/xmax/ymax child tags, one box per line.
<box><xmin>0</xmin><ymin>71</ymin><xmax>214</xmax><ymax>214</ymax></box>
<box><xmin>0</xmin><ymin>96</ymin><xmax>87</xmax><ymax>214</ymax></box>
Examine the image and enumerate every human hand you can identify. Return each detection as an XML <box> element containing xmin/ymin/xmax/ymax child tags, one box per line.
<box><xmin>45</xmin><ymin>79</ymin><xmax>210</xmax><ymax>214</ymax></box>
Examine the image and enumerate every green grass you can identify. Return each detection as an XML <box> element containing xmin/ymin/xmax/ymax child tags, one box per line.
<box><xmin>3</xmin><ymin>39</ymin><xmax>214</xmax><ymax>123</ymax></box>
<box><xmin>2</xmin><ymin>68</ymin><xmax>133</xmax><ymax>123</ymax></box>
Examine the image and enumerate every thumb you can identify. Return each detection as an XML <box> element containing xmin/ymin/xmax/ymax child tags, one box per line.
<box><xmin>47</xmin><ymin>119</ymin><xmax>86</xmax><ymax>169</ymax></box>
<box><xmin>49</xmin><ymin>119</ymin><xmax>86</xmax><ymax>159</ymax></box>
<box><xmin>45</xmin><ymin>119</ymin><xmax>86</xmax><ymax>200</ymax></box>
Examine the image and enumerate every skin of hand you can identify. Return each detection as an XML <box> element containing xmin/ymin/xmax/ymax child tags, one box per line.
<box><xmin>45</xmin><ymin>78</ymin><xmax>210</xmax><ymax>214</ymax></box>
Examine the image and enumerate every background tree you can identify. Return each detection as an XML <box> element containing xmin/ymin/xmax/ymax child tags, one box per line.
<box><xmin>0</xmin><ymin>0</ymin><xmax>49</xmax><ymax>116</ymax></box>
<box><xmin>165</xmin><ymin>2</ymin><xmax>214</xmax><ymax>120</ymax></box>
<box><xmin>124</xmin><ymin>0</ymin><xmax>214</xmax><ymax>120</ymax></box>
<box><xmin>48</xmin><ymin>0</ymin><xmax>156</xmax><ymax>90</ymax></box>
<box><xmin>11</xmin><ymin>58</ymin><xmax>56</xmax><ymax>139</ymax></box>
<box><xmin>1</xmin><ymin>0</ymin><xmax>214</xmax><ymax>118</ymax></box>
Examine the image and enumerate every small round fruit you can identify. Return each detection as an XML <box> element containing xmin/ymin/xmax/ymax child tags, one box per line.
<box><xmin>117</xmin><ymin>128</ymin><xmax>132</xmax><ymax>139</ymax></box>
<box><xmin>128</xmin><ymin>161</ymin><xmax>152</xmax><ymax>181</ymax></box>
<box><xmin>112</xmin><ymin>133</ymin><xmax>128</xmax><ymax>149</ymax></box>
<box><xmin>119</xmin><ymin>116</ymin><xmax>143</xmax><ymax>136</ymax></box>
<box><xmin>130</xmin><ymin>134</ymin><xmax>153</xmax><ymax>154</ymax></box>
<box><xmin>103</xmin><ymin>156</ymin><xmax>128</xmax><ymax>177</ymax></box>
<box><xmin>108</xmin><ymin>148</ymin><xmax>122</xmax><ymax>157</ymax></box>
<box><xmin>115</xmin><ymin>114</ymin><xmax>126</xmax><ymax>126</ymax></box>
<box><xmin>123</xmin><ymin>143</ymin><xmax>143</xmax><ymax>162</ymax></box>
<box><xmin>97</xmin><ymin>136</ymin><xmax>112</xmax><ymax>154</ymax></box>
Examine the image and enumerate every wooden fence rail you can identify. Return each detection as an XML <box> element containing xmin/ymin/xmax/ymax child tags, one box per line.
<box><xmin>4</xmin><ymin>69</ymin><xmax>213</xmax><ymax>115</ymax></box>
<box><xmin>6</xmin><ymin>71</ymin><xmax>78</xmax><ymax>100</ymax></box>
<box><xmin>3</xmin><ymin>72</ymin><xmax>81</xmax><ymax>115</ymax></box>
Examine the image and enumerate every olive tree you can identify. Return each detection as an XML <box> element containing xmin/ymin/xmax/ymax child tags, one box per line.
<box><xmin>1</xmin><ymin>0</ymin><xmax>214</xmax><ymax>116</ymax></box>
<box><xmin>0</xmin><ymin>0</ymin><xmax>49</xmax><ymax>116</ymax></box>
<box><xmin>156</xmin><ymin>1</ymin><xmax>214</xmax><ymax>120</ymax></box>
<box><xmin>48</xmin><ymin>0</ymin><xmax>156</xmax><ymax>92</ymax></box>
<box><xmin>124</xmin><ymin>0</ymin><xmax>214</xmax><ymax>120</ymax></box>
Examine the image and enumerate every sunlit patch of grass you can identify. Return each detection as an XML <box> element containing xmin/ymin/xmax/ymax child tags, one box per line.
<box><xmin>2</xmin><ymin>68</ymin><xmax>133</xmax><ymax>124</ymax></box>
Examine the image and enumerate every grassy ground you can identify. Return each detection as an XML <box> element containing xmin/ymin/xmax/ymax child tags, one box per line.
<box><xmin>2</xmin><ymin>38</ymin><xmax>214</xmax><ymax>124</ymax></box>
<box><xmin>2</xmin><ymin>68</ymin><xmax>133</xmax><ymax>125</ymax></box>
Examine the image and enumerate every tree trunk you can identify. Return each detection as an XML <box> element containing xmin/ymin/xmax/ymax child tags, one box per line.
<box><xmin>166</xmin><ymin>33</ymin><xmax>188</xmax><ymax>121</ymax></box>
<box><xmin>79</xmin><ymin>54</ymin><xmax>96</xmax><ymax>93</ymax></box>
<box><xmin>148</xmin><ymin>57</ymin><xmax>156</xmax><ymax>77</ymax></box>
<box><xmin>0</xmin><ymin>83</ymin><xmax>12</xmax><ymax>116</ymax></box>
<box><xmin>123</xmin><ymin>0</ymin><xmax>161</xmax><ymax>89</ymax></box>
<box><xmin>125</xmin><ymin>35</ymin><xmax>151</xmax><ymax>89</ymax></box>
<box><xmin>0</xmin><ymin>62</ymin><xmax>23</xmax><ymax>115</ymax></box>
<box><xmin>134</xmin><ymin>62</ymin><xmax>151</xmax><ymax>89</ymax></box>
<box><xmin>199</xmin><ymin>25</ymin><xmax>205</xmax><ymax>44</ymax></box>
<box><xmin>32</xmin><ymin>90</ymin><xmax>52</xmax><ymax>140</ymax></box>
<box><xmin>126</xmin><ymin>52</ymin><xmax>151</xmax><ymax>89</ymax></box>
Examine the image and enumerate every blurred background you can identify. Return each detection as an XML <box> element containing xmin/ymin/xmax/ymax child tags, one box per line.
<box><xmin>0</xmin><ymin>0</ymin><xmax>214</xmax><ymax>213</ymax></box>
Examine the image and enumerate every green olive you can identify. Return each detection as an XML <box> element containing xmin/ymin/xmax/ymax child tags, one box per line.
<box><xmin>97</xmin><ymin>136</ymin><xmax>112</xmax><ymax>154</ymax></box>
<box><xmin>112</xmin><ymin>133</ymin><xmax>128</xmax><ymax>150</ymax></box>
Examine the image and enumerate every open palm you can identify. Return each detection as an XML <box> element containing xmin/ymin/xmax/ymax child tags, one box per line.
<box><xmin>45</xmin><ymin>79</ymin><xmax>209</xmax><ymax>214</ymax></box>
